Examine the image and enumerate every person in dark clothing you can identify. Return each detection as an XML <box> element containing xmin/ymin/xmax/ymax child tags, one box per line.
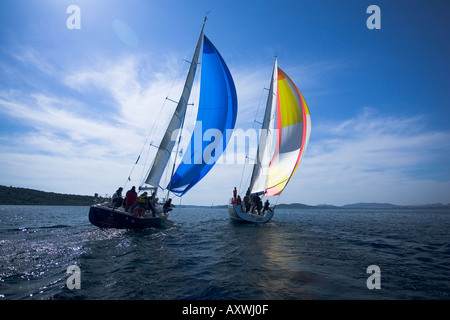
<box><xmin>263</xmin><ymin>199</ymin><xmax>273</xmax><ymax>214</ymax></box>
<box><xmin>255</xmin><ymin>195</ymin><xmax>263</xmax><ymax>215</ymax></box>
<box><xmin>243</xmin><ymin>194</ymin><xmax>250</xmax><ymax>212</ymax></box>
<box><xmin>163</xmin><ymin>198</ymin><xmax>174</xmax><ymax>214</ymax></box>
<box><xmin>112</xmin><ymin>187</ymin><xmax>123</xmax><ymax>208</ymax></box>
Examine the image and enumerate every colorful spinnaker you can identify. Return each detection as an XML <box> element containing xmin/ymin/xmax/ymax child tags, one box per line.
<box><xmin>265</xmin><ymin>67</ymin><xmax>311</xmax><ymax>196</ymax></box>
<box><xmin>229</xmin><ymin>57</ymin><xmax>310</xmax><ymax>223</ymax></box>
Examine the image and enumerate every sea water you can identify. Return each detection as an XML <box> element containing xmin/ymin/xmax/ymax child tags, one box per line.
<box><xmin>0</xmin><ymin>205</ymin><xmax>449</xmax><ymax>300</ymax></box>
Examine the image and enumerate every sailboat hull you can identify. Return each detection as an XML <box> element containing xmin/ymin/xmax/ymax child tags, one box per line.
<box><xmin>89</xmin><ymin>204</ymin><xmax>168</xmax><ymax>229</ymax></box>
<box><xmin>228</xmin><ymin>204</ymin><xmax>274</xmax><ymax>223</ymax></box>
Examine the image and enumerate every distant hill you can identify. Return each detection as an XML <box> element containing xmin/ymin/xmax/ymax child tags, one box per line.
<box><xmin>339</xmin><ymin>202</ymin><xmax>450</xmax><ymax>209</ymax></box>
<box><xmin>1</xmin><ymin>185</ymin><xmax>449</xmax><ymax>208</ymax></box>
<box><xmin>276</xmin><ymin>202</ymin><xmax>450</xmax><ymax>209</ymax></box>
<box><xmin>341</xmin><ymin>203</ymin><xmax>401</xmax><ymax>209</ymax></box>
<box><xmin>0</xmin><ymin>185</ymin><xmax>94</xmax><ymax>206</ymax></box>
<box><xmin>276</xmin><ymin>203</ymin><xmax>317</xmax><ymax>209</ymax></box>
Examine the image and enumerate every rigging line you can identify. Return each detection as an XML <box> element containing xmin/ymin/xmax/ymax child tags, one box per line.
<box><xmin>141</xmin><ymin>37</ymin><xmax>202</xmax><ymax>191</ymax></box>
<box><xmin>138</xmin><ymin>136</ymin><xmax>154</xmax><ymax>186</ymax></box>
<box><xmin>177</xmin><ymin>195</ymin><xmax>183</xmax><ymax>214</ymax></box>
<box><xmin>124</xmin><ymin>57</ymin><xmax>188</xmax><ymax>189</ymax></box>
<box><xmin>124</xmin><ymin>97</ymin><xmax>169</xmax><ymax>188</ymax></box>
<box><xmin>166</xmin><ymin>96</ymin><xmax>188</xmax><ymax>200</ymax></box>
<box><xmin>274</xmin><ymin>194</ymin><xmax>281</xmax><ymax>209</ymax></box>
<box><xmin>165</xmin><ymin>38</ymin><xmax>203</xmax><ymax>200</ymax></box>
<box><xmin>237</xmin><ymin>84</ymin><xmax>268</xmax><ymax>195</ymax></box>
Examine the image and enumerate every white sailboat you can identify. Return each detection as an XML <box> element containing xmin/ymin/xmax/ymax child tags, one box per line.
<box><xmin>229</xmin><ymin>57</ymin><xmax>311</xmax><ymax>223</ymax></box>
<box><xmin>89</xmin><ymin>17</ymin><xmax>238</xmax><ymax>229</ymax></box>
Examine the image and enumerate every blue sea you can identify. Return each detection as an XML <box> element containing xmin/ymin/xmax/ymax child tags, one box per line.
<box><xmin>0</xmin><ymin>205</ymin><xmax>449</xmax><ymax>301</ymax></box>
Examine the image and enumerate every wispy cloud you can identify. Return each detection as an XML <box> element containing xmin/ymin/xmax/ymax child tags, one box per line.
<box><xmin>1</xmin><ymin>48</ymin><xmax>449</xmax><ymax>206</ymax></box>
<box><xmin>0</xmin><ymin>51</ymin><xmax>184</xmax><ymax>195</ymax></box>
<box><xmin>11</xmin><ymin>47</ymin><xmax>56</xmax><ymax>77</ymax></box>
<box><xmin>282</xmin><ymin>108</ymin><xmax>450</xmax><ymax>205</ymax></box>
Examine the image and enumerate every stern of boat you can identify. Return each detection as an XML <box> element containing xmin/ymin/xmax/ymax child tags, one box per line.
<box><xmin>228</xmin><ymin>204</ymin><xmax>274</xmax><ymax>223</ymax></box>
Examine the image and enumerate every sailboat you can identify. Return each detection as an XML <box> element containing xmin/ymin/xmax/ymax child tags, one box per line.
<box><xmin>228</xmin><ymin>57</ymin><xmax>311</xmax><ymax>223</ymax></box>
<box><xmin>89</xmin><ymin>17</ymin><xmax>237</xmax><ymax>229</ymax></box>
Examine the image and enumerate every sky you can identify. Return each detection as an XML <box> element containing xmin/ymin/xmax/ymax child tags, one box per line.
<box><xmin>0</xmin><ymin>0</ymin><xmax>449</xmax><ymax>206</ymax></box>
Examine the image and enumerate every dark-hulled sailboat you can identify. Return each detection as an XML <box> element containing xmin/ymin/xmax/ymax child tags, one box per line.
<box><xmin>89</xmin><ymin>18</ymin><xmax>237</xmax><ymax>229</ymax></box>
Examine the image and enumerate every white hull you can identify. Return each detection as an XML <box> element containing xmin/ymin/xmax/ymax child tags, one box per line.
<box><xmin>228</xmin><ymin>204</ymin><xmax>274</xmax><ymax>223</ymax></box>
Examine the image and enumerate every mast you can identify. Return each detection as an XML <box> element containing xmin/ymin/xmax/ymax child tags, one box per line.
<box><xmin>168</xmin><ymin>35</ymin><xmax>238</xmax><ymax>196</ymax></box>
<box><xmin>248</xmin><ymin>57</ymin><xmax>278</xmax><ymax>195</ymax></box>
<box><xmin>144</xmin><ymin>17</ymin><xmax>207</xmax><ymax>190</ymax></box>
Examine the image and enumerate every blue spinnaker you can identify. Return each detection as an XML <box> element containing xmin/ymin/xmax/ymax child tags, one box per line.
<box><xmin>169</xmin><ymin>35</ymin><xmax>237</xmax><ymax>196</ymax></box>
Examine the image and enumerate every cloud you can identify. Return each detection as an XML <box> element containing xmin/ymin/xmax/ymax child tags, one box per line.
<box><xmin>281</xmin><ymin>108</ymin><xmax>450</xmax><ymax>205</ymax></box>
<box><xmin>10</xmin><ymin>47</ymin><xmax>56</xmax><ymax>77</ymax></box>
<box><xmin>0</xmin><ymin>49</ymin><xmax>260</xmax><ymax>199</ymax></box>
<box><xmin>63</xmin><ymin>52</ymin><xmax>208</xmax><ymax>155</ymax></box>
<box><xmin>183</xmin><ymin>107</ymin><xmax>450</xmax><ymax>206</ymax></box>
<box><xmin>0</xmin><ymin>51</ymin><xmax>184</xmax><ymax>196</ymax></box>
<box><xmin>1</xmin><ymin>49</ymin><xmax>449</xmax><ymax>206</ymax></box>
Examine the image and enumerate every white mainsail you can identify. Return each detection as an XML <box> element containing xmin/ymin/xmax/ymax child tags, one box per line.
<box><xmin>249</xmin><ymin>58</ymin><xmax>278</xmax><ymax>195</ymax></box>
<box><xmin>144</xmin><ymin>19</ymin><xmax>206</xmax><ymax>188</ymax></box>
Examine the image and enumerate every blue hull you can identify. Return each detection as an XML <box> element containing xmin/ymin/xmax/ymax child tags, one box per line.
<box><xmin>89</xmin><ymin>204</ymin><xmax>168</xmax><ymax>229</ymax></box>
